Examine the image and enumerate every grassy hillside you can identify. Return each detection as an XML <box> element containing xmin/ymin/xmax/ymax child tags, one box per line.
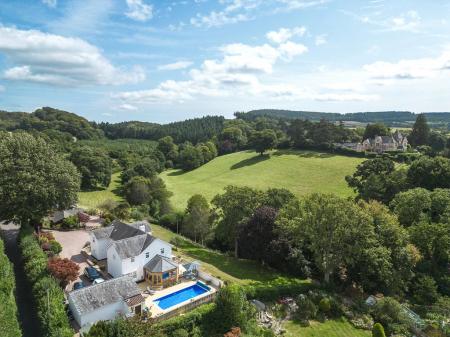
<box><xmin>283</xmin><ymin>318</ymin><xmax>370</xmax><ymax>337</ymax></box>
<box><xmin>78</xmin><ymin>172</ymin><xmax>123</xmax><ymax>209</ymax></box>
<box><xmin>161</xmin><ymin>150</ymin><xmax>363</xmax><ymax>209</ymax></box>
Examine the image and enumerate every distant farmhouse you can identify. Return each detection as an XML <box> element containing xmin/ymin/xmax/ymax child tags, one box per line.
<box><xmin>336</xmin><ymin>131</ymin><xmax>408</xmax><ymax>153</ymax></box>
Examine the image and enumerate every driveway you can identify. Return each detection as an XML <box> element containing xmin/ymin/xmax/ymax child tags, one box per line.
<box><xmin>50</xmin><ymin>230</ymin><xmax>91</xmax><ymax>289</ymax></box>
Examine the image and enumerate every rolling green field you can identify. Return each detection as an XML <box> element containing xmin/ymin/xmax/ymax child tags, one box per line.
<box><xmin>161</xmin><ymin>150</ymin><xmax>363</xmax><ymax>209</ymax></box>
<box><xmin>77</xmin><ymin>172</ymin><xmax>123</xmax><ymax>209</ymax></box>
<box><xmin>283</xmin><ymin>318</ymin><xmax>370</xmax><ymax>337</ymax></box>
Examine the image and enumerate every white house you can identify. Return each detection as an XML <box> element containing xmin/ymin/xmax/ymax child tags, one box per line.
<box><xmin>67</xmin><ymin>276</ymin><xmax>144</xmax><ymax>330</ymax></box>
<box><xmin>89</xmin><ymin>220</ymin><xmax>151</xmax><ymax>260</ymax></box>
<box><xmin>107</xmin><ymin>234</ymin><xmax>172</xmax><ymax>282</ymax></box>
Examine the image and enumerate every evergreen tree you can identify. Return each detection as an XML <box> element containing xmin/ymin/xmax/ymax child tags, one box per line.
<box><xmin>410</xmin><ymin>114</ymin><xmax>430</xmax><ymax>146</ymax></box>
<box><xmin>372</xmin><ymin>323</ymin><xmax>386</xmax><ymax>337</ymax></box>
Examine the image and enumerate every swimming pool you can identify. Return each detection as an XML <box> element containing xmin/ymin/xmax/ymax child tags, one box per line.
<box><xmin>154</xmin><ymin>282</ymin><xmax>210</xmax><ymax>310</ymax></box>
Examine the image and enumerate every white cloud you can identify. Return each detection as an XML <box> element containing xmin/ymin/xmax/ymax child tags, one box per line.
<box><xmin>266</xmin><ymin>26</ymin><xmax>306</xmax><ymax>44</ymax></box>
<box><xmin>315</xmin><ymin>34</ymin><xmax>327</xmax><ymax>45</ymax></box>
<box><xmin>114</xmin><ymin>31</ymin><xmax>312</xmax><ymax>104</ymax></box>
<box><xmin>118</xmin><ymin>104</ymin><xmax>138</xmax><ymax>111</ymax></box>
<box><xmin>158</xmin><ymin>61</ymin><xmax>193</xmax><ymax>71</ymax></box>
<box><xmin>363</xmin><ymin>50</ymin><xmax>450</xmax><ymax>80</ymax></box>
<box><xmin>125</xmin><ymin>0</ymin><xmax>153</xmax><ymax>22</ymax></box>
<box><xmin>190</xmin><ymin>11</ymin><xmax>249</xmax><ymax>28</ymax></box>
<box><xmin>42</xmin><ymin>0</ymin><xmax>57</xmax><ymax>8</ymax></box>
<box><xmin>0</xmin><ymin>26</ymin><xmax>145</xmax><ymax>86</ymax></box>
<box><xmin>275</xmin><ymin>0</ymin><xmax>329</xmax><ymax>10</ymax></box>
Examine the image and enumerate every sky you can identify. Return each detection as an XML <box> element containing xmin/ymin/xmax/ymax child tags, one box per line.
<box><xmin>0</xmin><ymin>0</ymin><xmax>450</xmax><ymax>123</ymax></box>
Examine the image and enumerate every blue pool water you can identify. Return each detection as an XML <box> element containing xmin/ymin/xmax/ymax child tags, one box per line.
<box><xmin>155</xmin><ymin>282</ymin><xmax>210</xmax><ymax>310</ymax></box>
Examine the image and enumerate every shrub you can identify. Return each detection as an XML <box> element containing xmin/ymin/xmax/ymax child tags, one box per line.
<box><xmin>172</xmin><ymin>328</ymin><xmax>189</xmax><ymax>337</ymax></box>
<box><xmin>244</xmin><ymin>278</ymin><xmax>315</xmax><ymax>301</ymax></box>
<box><xmin>319</xmin><ymin>298</ymin><xmax>331</xmax><ymax>313</ymax></box>
<box><xmin>47</xmin><ymin>258</ymin><xmax>79</xmax><ymax>287</ymax></box>
<box><xmin>62</xmin><ymin>215</ymin><xmax>79</xmax><ymax>229</ymax></box>
<box><xmin>372</xmin><ymin>323</ymin><xmax>386</xmax><ymax>337</ymax></box>
<box><xmin>0</xmin><ymin>238</ymin><xmax>22</xmax><ymax>337</ymax></box>
<box><xmin>49</xmin><ymin>240</ymin><xmax>62</xmax><ymax>255</ymax></box>
<box><xmin>295</xmin><ymin>295</ymin><xmax>318</xmax><ymax>321</ymax></box>
<box><xmin>19</xmin><ymin>226</ymin><xmax>73</xmax><ymax>337</ymax></box>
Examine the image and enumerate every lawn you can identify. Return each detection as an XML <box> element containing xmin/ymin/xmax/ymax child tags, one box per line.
<box><xmin>77</xmin><ymin>172</ymin><xmax>123</xmax><ymax>209</ymax></box>
<box><xmin>160</xmin><ymin>150</ymin><xmax>363</xmax><ymax>209</ymax></box>
<box><xmin>283</xmin><ymin>318</ymin><xmax>370</xmax><ymax>337</ymax></box>
<box><xmin>152</xmin><ymin>224</ymin><xmax>306</xmax><ymax>285</ymax></box>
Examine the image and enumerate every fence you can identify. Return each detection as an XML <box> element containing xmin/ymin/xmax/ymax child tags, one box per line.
<box><xmin>198</xmin><ymin>270</ymin><xmax>224</xmax><ymax>288</ymax></box>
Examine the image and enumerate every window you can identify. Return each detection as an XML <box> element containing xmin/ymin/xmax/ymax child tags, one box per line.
<box><xmin>145</xmin><ymin>252</ymin><xmax>149</xmax><ymax>259</ymax></box>
<box><xmin>160</xmin><ymin>248</ymin><xmax>165</xmax><ymax>254</ymax></box>
<box><xmin>92</xmin><ymin>238</ymin><xmax>95</xmax><ymax>242</ymax></box>
<box><xmin>131</xmin><ymin>257</ymin><xmax>135</xmax><ymax>263</ymax></box>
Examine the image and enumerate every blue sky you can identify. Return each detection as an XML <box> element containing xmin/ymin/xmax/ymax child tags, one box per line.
<box><xmin>0</xmin><ymin>0</ymin><xmax>450</xmax><ymax>123</ymax></box>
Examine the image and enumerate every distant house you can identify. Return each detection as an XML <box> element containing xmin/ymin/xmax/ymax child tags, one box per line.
<box><xmin>89</xmin><ymin>220</ymin><xmax>152</xmax><ymax>260</ymax></box>
<box><xmin>68</xmin><ymin>275</ymin><xmax>144</xmax><ymax>330</ymax></box>
<box><xmin>336</xmin><ymin>131</ymin><xmax>408</xmax><ymax>153</ymax></box>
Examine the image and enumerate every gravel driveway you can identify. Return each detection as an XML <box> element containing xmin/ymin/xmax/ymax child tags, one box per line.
<box><xmin>50</xmin><ymin>230</ymin><xmax>91</xmax><ymax>288</ymax></box>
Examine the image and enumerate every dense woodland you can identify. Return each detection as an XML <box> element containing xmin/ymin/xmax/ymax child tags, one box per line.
<box><xmin>0</xmin><ymin>107</ymin><xmax>450</xmax><ymax>337</ymax></box>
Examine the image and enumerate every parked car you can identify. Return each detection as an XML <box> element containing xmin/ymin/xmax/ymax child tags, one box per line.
<box><xmin>84</xmin><ymin>266</ymin><xmax>101</xmax><ymax>281</ymax></box>
<box><xmin>92</xmin><ymin>278</ymin><xmax>105</xmax><ymax>284</ymax></box>
<box><xmin>73</xmin><ymin>281</ymin><xmax>85</xmax><ymax>290</ymax></box>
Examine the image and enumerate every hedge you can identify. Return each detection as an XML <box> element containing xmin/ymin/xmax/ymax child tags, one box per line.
<box><xmin>243</xmin><ymin>278</ymin><xmax>316</xmax><ymax>301</ymax></box>
<box><xmin>0</xmin><ymin>238</ymin><xmax>22</xmax><ymax>337</ymax></box>
<box><xmin>152</xmin><ymin>303</ymin><xmax>216</xmax><ymax>335</ymax></box>
<box><xmin>19</xmin><ymin>226</ymin><xmax>73</xmax><ymax>337</ymax></box>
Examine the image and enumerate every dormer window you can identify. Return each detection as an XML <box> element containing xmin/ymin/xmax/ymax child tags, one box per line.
<box><xmin>160</xmin><ymin>248</ymin><xmax>165</xmax><ymax>254</ymax></box>
<box><xmin>131</xmin><ymin>257</ymin><xmax>135</xmax><ymax>263</ymax></box>
<box><xmin>146</xmin><ymin>252</ymin><xmax>149</xmax><ymax>259</ymax></box>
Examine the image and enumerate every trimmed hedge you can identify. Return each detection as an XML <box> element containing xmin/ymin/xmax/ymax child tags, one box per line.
<box><xmin>0</xmin><ymin>238</ymin><xmax>22</xmax><ymax>337</ymax></box>
<box><xmin>243</xmin><ymin>278</ymin><xmax>316</xmax><ymax>301</ymax></box>
<box><xmin>19</xmin><ymin>226</ymin><xmax>73</xmax><ymax>337</ymax></box>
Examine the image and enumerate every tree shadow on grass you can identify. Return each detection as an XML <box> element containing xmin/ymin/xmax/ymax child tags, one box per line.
<box><xmin>167</xmin><ymin>169</ymin><xmax>186</xmax><ymax>176</ymax></box>
<box><xmin>272</xmin><ymin>149</ymin><xmax>336</xmax><ymax>158</ymax></box>
<box><xmin>230</xmin><ymin>153</ymin><xmax>271</xmax><ymax>170</ymax></box>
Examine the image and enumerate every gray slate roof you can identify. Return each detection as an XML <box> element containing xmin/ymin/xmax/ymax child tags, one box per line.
<box><xmin>112</xmin><ymin>233</ymin><xmax>156</xmax><ymax>259</ymax></box>
<box><xmin>144</xmin><ymin>254</ymin><xmax>178</xmax><ymax>273</ymax></box>
<box><xmin>92</xmin><ymin>220</ymin><xmax>151</xmax><ymax>241</ymax></box>
<box><xmin>68</xmin><ymin>276</ymin><xmax>142</xmax><ymax>315</ymax></box>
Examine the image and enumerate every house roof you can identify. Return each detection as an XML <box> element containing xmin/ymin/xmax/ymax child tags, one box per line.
<box><xmin>144</xmin><ymin>254</ymin><xmax>178</xmax><ymax>273</ymax></box>
<box><xmin>112</xmin><ymin>233</ymin><xmax>157</xmax><ymax>259</ymax></box>
<box><xmin>92</xmin><ymin>220</ymin><xmax>151</xmax><ymax>241</ymax></box>
<box><xmin>68</xmin><ymin>276</ymin><xmax>142</xmax><ymax>315</ymax></box>
<box><xmin>50</xmin><ymin>208</ymin><xmax>81</xmax><ymax>223</ymax></box>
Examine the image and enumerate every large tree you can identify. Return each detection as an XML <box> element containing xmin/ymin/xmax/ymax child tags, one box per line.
<box><xmin>0</xmin><ymin>132</ymin><xmax>80</xmax><ymax>226</ymax></box>
<box><xmin>70</xmin><ymin>145</ymin><xmax>112</xmax><ymax>190</ymax></box>
<box><xmin>390</xmin><ymin>188</ymin><xmax>432</xmax><ymax>226</ymax></box>
<box><xmin>409</xmin><ymin>114</ymin><xmax>430</xmax><ymax>146</ymax></box>
<box><xmin>407</xmin><ymin>156</ymin><xmax>450</xmax><ymax>190</ymax></box>
<box><xmin>277</xmin><ymin>193</ymin><xmax>375</xmax><ymax>283</ymax></box>
<box><xmin>363</xmin><ymin>123</ymin><xmax>390</xmax><ymax>139</ymax></box>
<box><xmin>183</xmin><ymin>194</ymin><xmax>212</xmax><ymax>245</ymax></box>
<box><xmin>212</xmin><ymin>186</ymin><xmax>263</xmax><ymax>257</ymax></box>
<box><xmin>249</xmin><ymin>129</ymin><xmax>278</xmax><ymax>155</ymax></box>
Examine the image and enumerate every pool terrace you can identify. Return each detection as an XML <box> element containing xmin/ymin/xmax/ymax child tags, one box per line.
<box><xmin>142</xmin><ymin>280</ymin><xmax>217</xmax><ymax>321</ymax></box>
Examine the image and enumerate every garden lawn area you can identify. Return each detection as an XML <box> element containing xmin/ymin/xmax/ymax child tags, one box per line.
<box><xmin>77</xmin><ymin>172</ymin><xmax>123</xmax><ymax>209</ymax></box>
<box><xmin>283</xmin><ymin>318</ymin><xmax>371</xmax><ymax>337</ymax></box>
<box><xmin>152</xmin><ymin>224</ymin><xmax>307</xmax><ymax>286</ymax></box>
<box><xmin>160</xmin><ymin>150</ymin><xmax>363</xmax><ymax>209</ymax></box>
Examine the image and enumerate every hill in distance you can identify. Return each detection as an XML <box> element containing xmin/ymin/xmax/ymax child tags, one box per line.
<box><xmin>160</xmin><ymin>149</ymin><xmax>363</xmax><ymax>209</ymax></box>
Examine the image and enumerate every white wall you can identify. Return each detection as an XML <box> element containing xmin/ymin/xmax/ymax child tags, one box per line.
<box><xmin>113</xmin><ymin>238</ymin><xmax>172</xmax><ymax>281</ymax></box>
<box><xmin>90</xmin><ymin>233</ymin><xmax>109</xmax><ymax>260</ymax></box>
<box><xmin>71</xmin><ymin>299</ymin><xmax>130</xmax><ymax>328</ymax></box>
<box><xmin>107</xmin><ymin>246</ymin><xmax>122</xmax><ymax>278</ymax></box>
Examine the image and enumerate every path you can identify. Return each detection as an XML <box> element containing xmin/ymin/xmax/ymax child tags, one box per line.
<box><xmin>0</xmin><ymin>223</ymin><xmax>42</xmax><ymax>337</ymax></box>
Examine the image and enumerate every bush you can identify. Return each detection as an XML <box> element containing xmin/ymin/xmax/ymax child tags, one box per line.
<box><xmin>295</xmin><ymin>295</ymin><xmax>318</xmax><ymax>321</ymax></box>
<box><xmin>49</xmin><ymin>240</ymin><xmax>62</xmax><ymax>255</ymax></box>
<box><xmin>319</xmin><ymin>298</ymin><xmax>331</xmax><ymax>313</ymax></box>
<box><xmin>61</xmin><ymin>215</ymin><xmax>79</xmax><ymax>229</ymax></box>
<box><xmin>47</xmin><ymin>258</ymin><xmax>79</xmax><ymax>287</ymax></box>
<box><xmin>0</xmin><ymin>238</ymin><xmax>22</xmax><ymax>337</ymax></box>
<box><xmin>19</xmin><ymin>226</ymin><xmax>73</xmax><ymax>337</ymax></box>
<box><xmin>372</xmin><ymin>323</ymin><xmax>386</xmax><ymax>337</ymax></box>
